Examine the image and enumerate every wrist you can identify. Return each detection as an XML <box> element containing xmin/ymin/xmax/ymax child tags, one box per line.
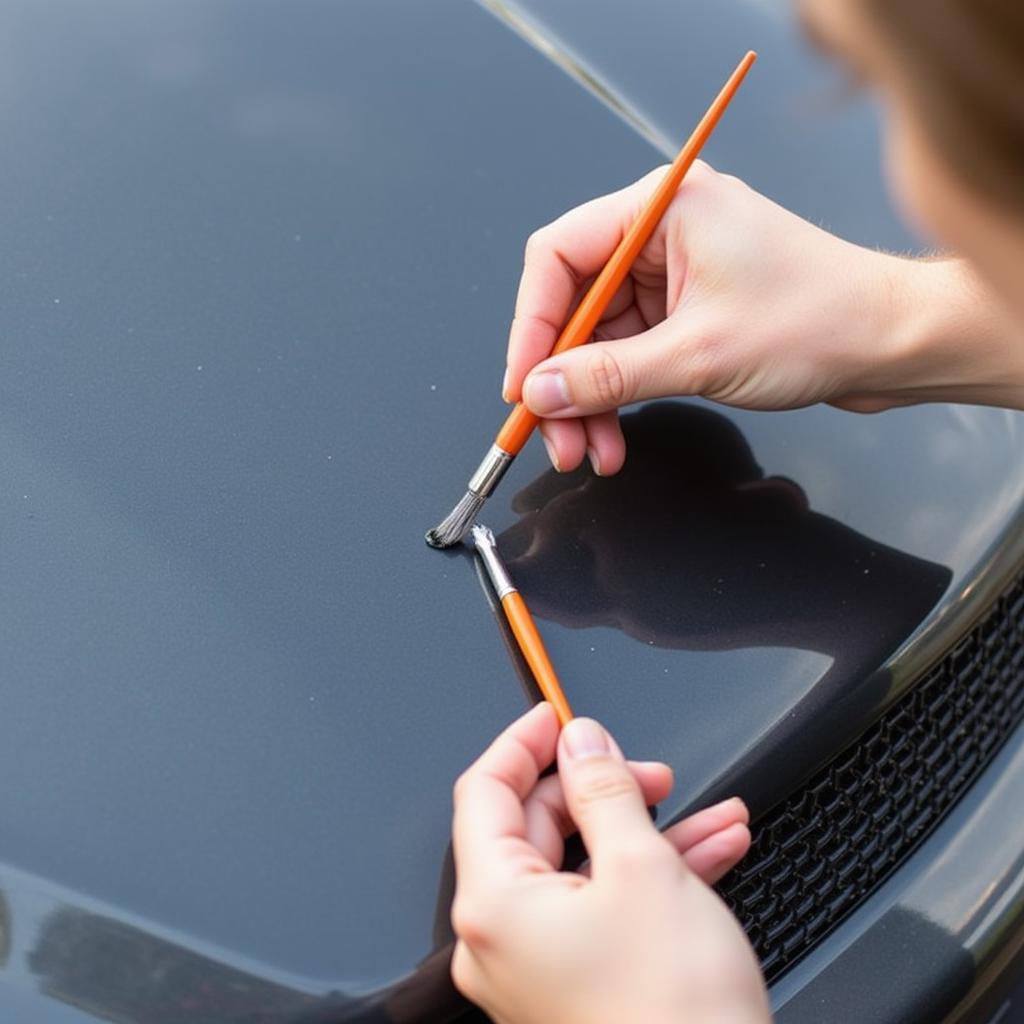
<box><xmin>845</xmin><ymin>255</ymin><xmax>1024</xmax><ymax>410</ymax></box>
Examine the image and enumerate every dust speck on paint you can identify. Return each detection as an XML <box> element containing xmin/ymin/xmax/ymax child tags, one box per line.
<box><xmin>430</xmin><ymin>384</ymin><xmax>437</xmax><ymax>392</ymax></box>
<box><xmin>196</xmin><ymin>365</ymin><xmax>203</xmax><ymax>372</ymax></box>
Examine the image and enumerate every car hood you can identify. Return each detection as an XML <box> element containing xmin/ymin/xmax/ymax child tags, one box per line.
<box><xmin>0</xmin><ymin>0</ymin><xmax>1022</xmax><ymax>1021</ymax></box>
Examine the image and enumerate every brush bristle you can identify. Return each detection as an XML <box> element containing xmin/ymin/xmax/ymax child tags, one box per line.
<box><xmin>425</xmin><ymin>491</ymin><xmax>486</xmax><ymax>549</ymax></box>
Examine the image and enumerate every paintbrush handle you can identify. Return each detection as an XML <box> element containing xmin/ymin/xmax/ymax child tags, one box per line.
<box><xmin>495</xmin><ymin>402</ymin><xmax>542</xmax><ymax>455</ymax></box>
<box><xmin>494</xmin><ymin>50</ymin><xmax>757</xmax><ymax>457</ymax></box>
<box><xmin>501</xmin><ymin>591</ymin><xmax>574</xmax><ymax>726</ymax></box>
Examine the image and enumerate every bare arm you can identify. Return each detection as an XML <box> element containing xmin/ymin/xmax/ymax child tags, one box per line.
<box><xmin>505</xmin><ymin>161</ymin><xmax>1024</xmax><ymax>474</ymax></box>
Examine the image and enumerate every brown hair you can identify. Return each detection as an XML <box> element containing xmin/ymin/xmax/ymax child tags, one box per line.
<box><xmin>859</xmin><ymin>0</ymin><xmax>1024</xmax><ymax>213</ymax></box>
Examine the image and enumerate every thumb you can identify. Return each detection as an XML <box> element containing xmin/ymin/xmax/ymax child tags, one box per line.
<box><xmin>522</xmin><ymin>318</ymin><xmax>692</xmax><ymax>418</ymax></box>
<box><xmin>558</xmin><ymin>718</ymin><xmax>671</xmax><ymax>877</ymax></box>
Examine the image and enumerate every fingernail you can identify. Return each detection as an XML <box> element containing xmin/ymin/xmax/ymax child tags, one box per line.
<box><xmin>587</xmin><ymin>447</ymin><xmax>601</xmax><ymax>476</ymax></box>
<box><xmin>523</xmin><ymin>370</ymin><xmax>570</xmax><ymax>414</ymax></box>
<box><xmin>725</xmin><ymin>796</ymin><xmax>749</xmax><ymax>820</ymax></box>
<box><xmin>561</xmin><ymin>718</ymin><xmax>612</xmax><ymax>760</ymax></box>
<box><xmin>542</xmin><ymin>435</ymin><xmax>562</xmax><ymax>472</ymax></box>
<box><xmin>703</xmin><ymin>796</ymin><xmax>749</xmax><ymax>824</ymax></box>
<box><xmin>501</xmin><ymin>367</ymin><xmax>511</xmax><ymax>403</ymax></box>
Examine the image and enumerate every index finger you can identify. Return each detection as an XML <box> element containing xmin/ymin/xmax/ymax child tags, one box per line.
<box><xmin>451</xmin><ymin>702</ymin><xmax>560</xmax><ymax>890</ymax></box>
<box><xmin>505</xmin><ymin>168</ymin><xmax>665</xmax><ymax>401</ymax></box>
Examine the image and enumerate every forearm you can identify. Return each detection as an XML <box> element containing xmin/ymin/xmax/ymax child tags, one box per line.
<box><xmin>847</xmin><ymin>255</ymin><xmax>1024</xmax><ymax>411</ymax></box>
<box><xmin>507</xmin><ymin>164</ymin><xmax>1024</xmax><ymax>478</ymax></box>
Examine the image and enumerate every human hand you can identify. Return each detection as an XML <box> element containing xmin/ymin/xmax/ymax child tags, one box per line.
<box><xmin>450</xmin><ymin>703</ymin><xmax>770</xmax><ymax>1024</ymax></box>
<box><xmin>505</xmin><ymin>160</ymin><xmax>1022</xmax><ymax>474</ymax></box>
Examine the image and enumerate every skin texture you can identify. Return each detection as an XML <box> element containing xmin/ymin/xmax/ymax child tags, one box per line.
<box><xmin>454</xmin><ymin>0</ymin><xmax>1024</xmax><ymax>1020</ymax></box>
<box><xmin>451</xmin><ymin>704</ymin><xmax>770</xmax><ymax>1024</ymax></box>
<box><xmin>504</xmin><ymin>161</ymin><xmax>1024</xmax><ymax>473</ymax></box>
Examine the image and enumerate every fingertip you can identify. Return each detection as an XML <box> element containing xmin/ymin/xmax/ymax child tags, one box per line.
<box><xmin>523</xmin><ymin>366</ymin><xmax>573</xmax><ymax>417</ymax></box>
<box><xmin>504</xmin><ymin>363</ymin><xmax>524</xmax><ymax>404</ymax></box>
<box><xmin>558</xmin><ymin>442</ymin><xmax>587</xmax><ymax>473</ymax></box>
<box><xmin>498</xmin><ymin>699</ymin><xmax>561</xmax><ymax>770</ymax></box>
<box><xmin>629</xmin><ymin>760</ymin><xmax>674</xmax><ymax>803</ymax></box>
<box><xmin>717</xmin><ymin>821</ymin><xmax>752</xmax><ymax>865</ymax></box>
<box><xmin>530</xmin><ymin>700</ymin><xmax>560</xmax><ymax>727</ymax></box>
<box><xmin>599</xmin><ymin>435</ymin><xmax>627</xmax><ymax>477</ymax></box>
<box><xmin>584</xmin><ymin>412</ymin><xmax>626</xmax><ymax>477</ymax></box>
<box><xmin>507</xmin><ymin>315</ymin><xmax>557</xmax><ymax>404</ymax></box>
<box><xmin>520</xmin><ymin>700</ymin><xmax>561</xmax><ymax>744</ymax></box>
<box><xmin>682</xmin><ymin>821</ymin><xmax>752</xmax><ymax>884</ymax></box>
<box><xmin>733</xmin><ymin>821</ymin><xmax>752</xmax><ymax>854</ymax></box>
<box><xmin>540</xmin><ymin>418</ymin><xmax>586</xmax><ymax>472</ymax></box>
<box><xmin>700</xmin><ymin>796</ymin><xmax>751</xmax><ymax>827</ymax></box>
<box><xmin>661</xmin><ymin>795</ymin><xmax>751</xmax><ymax>859</ymax></box>
<box><xmin>541</xmin><ymin>433</ymin><xmax>562</xmax><ymax>472</ymax></box>
<box><xmin>728</xmin><ymin>795</ymin><xmax>750</xmax><ymax>826</ymax></box>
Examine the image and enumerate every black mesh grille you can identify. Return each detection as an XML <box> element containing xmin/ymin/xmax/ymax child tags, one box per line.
<box><xmin>718</xmin><ymin>571</ymin><xmax>1024</xmax><ymax>984</ymax></box>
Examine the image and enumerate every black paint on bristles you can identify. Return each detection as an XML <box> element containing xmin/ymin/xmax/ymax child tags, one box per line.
<box><xmin>425</xmin><ymin>490</ymin><xmax>486</xmax><ymax>549</ymax></box>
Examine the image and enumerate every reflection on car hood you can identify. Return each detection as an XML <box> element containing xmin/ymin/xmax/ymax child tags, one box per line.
<box><xmin>0</xmin><ymin>0</ymin><xmax>1022</xmax><ymax>1020</ymax></box>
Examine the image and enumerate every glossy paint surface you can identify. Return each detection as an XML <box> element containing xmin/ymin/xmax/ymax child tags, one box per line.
<box><xmin>0</xmin><ymin>0</ymin><xmax>1022</xmax><ymax>1020</ymax></box>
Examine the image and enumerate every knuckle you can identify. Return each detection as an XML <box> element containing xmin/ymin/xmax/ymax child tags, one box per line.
<box><xmin>669</xmin><ymin>324</ymin><xmax>727</xmax><ymax>396</ymax></box>
<box><xmin>575</xmin><ymin>762</ymin><xmax>640</xmax><ymax>806</ymax></box>
<box><xmin>639</xmin><ymin>163</ymin><xmax>671</xmax><ymax>190</ymax></box>
<box><xmin>523</xmin><ymin>227</ymin><xmax>550</xmax><ymax>263</ymax></box>
<box><xmin>690</xmin><ymin>157</ymin><xmax>713</xmax><ymax>178</ymax></box>
<box><xmin>450</xmin><ymin>897</ymin><xmax>493</xmax><ymax>950</ymax></box>
<box><xmin>585</xmin><ymin>349</ymin><xmax>630</xmax><ymax>406</ymax></box>
<box><xmin>718</xmin><ymin>170</ymin><xmax>750</xmax><ymax>193</ymax></box>
<box><xmin>687</xmin><ymin>158</ymin><xmax>718</xmax><ymax>188</ymax></box>
<box><xmin>452</xmin><ymin>769</ymin><xmax>474</xmax><ymax>807</ymax></box>
<box><xmin>607</xmin><ymin>835</ymin><xmax>677</xmax><ymax>875</ymax></box>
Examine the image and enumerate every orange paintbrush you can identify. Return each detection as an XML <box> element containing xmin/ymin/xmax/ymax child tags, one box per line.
<box><xmin>472</xmin><ymin>524</ymin><xmax>574</xmax><ymax>726</ymax></box>
<box><xmin>427</xmin><ymin>50</ymin><xmax>757</xmax><ymax>549</ymax></box>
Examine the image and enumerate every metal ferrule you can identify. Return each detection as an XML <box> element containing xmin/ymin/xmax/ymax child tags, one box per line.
<box><xmin>471</xmin><ymin>524</ymin><xmax>517</xmax><ymax>600</ymax></box>
<box><xmin>467</xmin><ymin>444</ymin><xmax>514</xmax><ymax>498</ymax></box>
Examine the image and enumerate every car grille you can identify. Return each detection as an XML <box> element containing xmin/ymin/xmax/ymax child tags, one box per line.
<box><xmin>718</xmin><ymin>571</ymin><xmax>1024</xmax><ymax>984</ymax></box>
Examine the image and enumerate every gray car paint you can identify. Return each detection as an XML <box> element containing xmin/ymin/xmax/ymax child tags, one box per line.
<box><xmin>0</xmin><ymin>0</ymin><xmax>1022</xmax><ymax>1020</ymax></box>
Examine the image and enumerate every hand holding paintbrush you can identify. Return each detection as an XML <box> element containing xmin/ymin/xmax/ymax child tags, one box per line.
<box><xmin>427</xmin><ymin>51</ymin><xmax>756</xmax><ymax>549</ymax></box>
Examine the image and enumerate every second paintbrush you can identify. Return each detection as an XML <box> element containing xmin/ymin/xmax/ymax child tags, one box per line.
<box><xmin>472</xmin><ymin>524</ymin><xmax>574</xmax><ymax>727</ymax></box>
